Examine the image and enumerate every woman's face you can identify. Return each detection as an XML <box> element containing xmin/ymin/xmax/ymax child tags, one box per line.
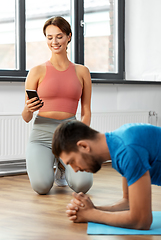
<box><xmin>45</xmin><ymin>25</ymin><xmax>71</xmax><ymax>54</ymax></box>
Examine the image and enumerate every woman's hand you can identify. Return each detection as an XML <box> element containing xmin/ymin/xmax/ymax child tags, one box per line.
<box><xmin>26</xmin><ymin>97</ymin><xmax>43</xmax><ymax>113</ymax></box>
<box><xmin>66</xmin><ymin>192</ymin><xmax>95</xmax><ymax>223</ymax></box>
<box><xmin>22</xmin><ymin>96</ymin><xmax>43</xmax><ymax>123</ymax></box>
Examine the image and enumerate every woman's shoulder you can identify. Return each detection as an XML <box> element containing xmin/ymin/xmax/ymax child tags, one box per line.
<box><xmin>74</xmin><ymin>63</ymin><xmax>89</xmax><ymax>70</ymax></box>
<box><xmin>74</xmin><ymin>63</ymin><xmax>91</xmax><ymax>86</ymax></box>
<box><xmin>29</xmin><ymin>62</ymin><xmax>46</xmax><ymax>76</ymax></box>
<box><xmin>26</xmin><ymin>62</ymin><xmax>47</xmax><ymax>86</ymax></box>
<box><xmin>74</xmin><ymin>63</ymin><xmax>90</xmax><ymax>75</ymax></box>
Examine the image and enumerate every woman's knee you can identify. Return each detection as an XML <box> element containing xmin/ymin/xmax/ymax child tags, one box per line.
<box><xmin>26</xmin><ymin>144</ymin><xmax>55</xmax><ymax>194</ymax></box>
<box><xmin>65</xmin><ymin>165</ymin><xmax>93</xmax><ymax>193</ymax></box>
<box><xmin>31</xmin><ymin>179</ymin><xmax>53</xmax><ymax>195</ymax></box>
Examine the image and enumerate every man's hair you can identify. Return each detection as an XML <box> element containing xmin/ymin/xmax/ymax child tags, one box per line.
<box><xmin>52</xmin><ymin>120</ymin><xmax>99</xmax><ymax>158</ymax></box>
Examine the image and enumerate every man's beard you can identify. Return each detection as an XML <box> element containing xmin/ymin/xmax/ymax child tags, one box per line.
<box><xmin>81</xmin><ymin>153</ymin><xmax>103</xmax><ymax>173</ymax></box>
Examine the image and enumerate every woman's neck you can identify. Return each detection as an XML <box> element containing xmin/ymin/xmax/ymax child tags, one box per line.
<box><xmin>50</xmin><ymin>54</ymin><xmax>70</xmax><ymax>71</ymax></box>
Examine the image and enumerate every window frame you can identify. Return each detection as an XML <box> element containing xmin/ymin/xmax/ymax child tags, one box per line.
<box><xmin>73</xmin><ymin>0</ymin><xmax>161</xmax><ymax>85</ymax></box>
<box><xmin>75</xmin><ymin>0</ymin><xmax>125</xmax><ymax>83</ymax></box>
<box><xmin>1</xmin><ymin>0</ymin><xmax>161</xmax><ymax>84</ymax></box>
<box><xmin>0</xmin><ymin>0</ymin><xmax>125</xmax><ymax>83</ymax></box>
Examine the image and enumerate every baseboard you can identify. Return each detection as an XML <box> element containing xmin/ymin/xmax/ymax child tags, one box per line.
<box><xmin>0</xmin><ymin>159</ymin><xmax>112</xmax><ymax>177</ymax></box>
<box><xmin>102</xmin><ymin>160</ymin><xmax>112</xmax><ymax>165</ymax></box>
<box><xmin>0</xmin><ymin>159</ymin><xmax>27</xmax><ymax>176</ymax></box>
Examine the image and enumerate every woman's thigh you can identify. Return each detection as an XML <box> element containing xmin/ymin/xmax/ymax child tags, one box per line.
<box><xmin>26</xmin><ymin>142</ymin><xmax>55</xmax><ymax>194</ymax></box>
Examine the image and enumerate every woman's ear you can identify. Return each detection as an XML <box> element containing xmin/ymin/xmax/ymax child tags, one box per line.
<box><xmin>76</xmin><ymin>140</ymin><xmax>90</xmax><ymax>153</ymax></box>
<box><xmin>67</xmin><ymin>33</ymin><xmax>72</xmax><ymax>43</ymax></box>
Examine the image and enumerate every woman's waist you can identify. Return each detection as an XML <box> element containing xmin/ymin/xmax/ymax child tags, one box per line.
<box><xmin>32</xmin><ymin>113</ymin><xmax>76</xmax><ymax>132</ymax></box>
<box><xmin>38</xmin><ymin>98</ymin><xmax>79</xmax><ymax>115</ymax></box>
<box><xmin>38</xmin><ymin>111</ymin><xmax>75</xmax><ymax>120</ymax></box>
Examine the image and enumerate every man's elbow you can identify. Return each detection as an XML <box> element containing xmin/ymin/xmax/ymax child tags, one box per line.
<box><xmin>133</xmin><ymin>214</ymin><xmax>153</xmax><ymax>230</ymax></box>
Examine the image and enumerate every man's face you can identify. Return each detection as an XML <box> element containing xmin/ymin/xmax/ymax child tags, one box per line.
<box><xmin>60</xmin><ymin>151</ymin><xmax>102</xmax><ymax>173</ymax></box>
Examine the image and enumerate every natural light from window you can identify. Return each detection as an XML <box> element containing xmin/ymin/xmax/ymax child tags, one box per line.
<box><xmin>0</xmin><ymin>0</ymin><xmax>15</xmax><ymax>70</ymax></box>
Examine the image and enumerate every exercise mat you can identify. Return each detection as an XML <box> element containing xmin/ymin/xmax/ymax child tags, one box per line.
<box><xmin>87</xmin><ymin>211</ymin><xmax>161</xmax><ymax>235</ymax></box>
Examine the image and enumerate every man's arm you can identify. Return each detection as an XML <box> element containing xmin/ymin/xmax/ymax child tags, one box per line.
<box><xmin>95</xmin><ymin>177</ymin><xmax>129</xmax><ymax>212</ymax></box>
<box><xmin>66</xmin><ymin>171</ymin><xmax>152</xmax><ymax>230</ymax></box>
<box><xmin>70</xmin><ymin>177</ymin><xmax>129</xmax><ymax>212</ymax></box>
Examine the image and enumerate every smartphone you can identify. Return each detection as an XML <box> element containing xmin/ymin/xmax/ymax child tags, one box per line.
<box><xmin>26</xmin><ymin>89</ymin><xmax>39</xmax><ymax>100</ymax></box>
<box><xmin>26</xmin><ymin>89</ymin><xmax>42</xmax><ymax>107</ymax></box>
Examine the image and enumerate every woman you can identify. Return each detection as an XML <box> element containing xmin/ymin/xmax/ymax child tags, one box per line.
<box><xmin>22</xmin><ymin>16</ymin><xmax>93</xmax><ymax>195</ymax></box>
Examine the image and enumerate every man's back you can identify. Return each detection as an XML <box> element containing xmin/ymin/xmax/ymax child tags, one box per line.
<box><xmin>105</xmin><ymin>123</ymin><xmax>161</xmax><ymax>186</ymax></box>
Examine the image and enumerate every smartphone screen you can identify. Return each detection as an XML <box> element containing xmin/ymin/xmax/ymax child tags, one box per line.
<box><xmin>26</xmin><ymin>90</ymin><xmax>39</xmax><ymax>100</ymax></box>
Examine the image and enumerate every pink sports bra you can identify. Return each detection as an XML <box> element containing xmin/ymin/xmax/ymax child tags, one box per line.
<box><xmin>37</xmin><ymin>61</ymin><xmax>82</xmax><ymax>115</ymax></box>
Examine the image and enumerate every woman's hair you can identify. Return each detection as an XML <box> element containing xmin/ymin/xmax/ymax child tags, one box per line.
<box><xmin>43</xmin><ymin>16</ymin><xmax>72</xmax><ymax>43</ymax></box>
<box><xmin>52</xmin><ymin>120</ymin><xmax>99</xmax><ymax>158</ymax></box>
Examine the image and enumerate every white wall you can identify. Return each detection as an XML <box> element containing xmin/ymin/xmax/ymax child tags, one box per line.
<box><xmin>0</xmin><ymin>82</ymin><xmax>25</xmax><ymax>113</ymax></box>
<box><xmin>91</xmin><ymin>83</ymin><xmax>161</xmax><ymax>126</ymax></box>
<box><xmin>0</xmin><ymin>0</ymin><xmax>161</xmax><ymax>126</ymax></box>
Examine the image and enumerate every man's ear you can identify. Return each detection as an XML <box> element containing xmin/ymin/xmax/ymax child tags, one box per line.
<box><xmin>76</xmin><ymin>140</ymin><xmax>90</xmax><ymax>153</ymax></box>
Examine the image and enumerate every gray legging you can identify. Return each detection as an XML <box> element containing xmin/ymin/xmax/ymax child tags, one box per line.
<box><xmin>26</xmin><ymin>115</ymin><xmax>93</xmax><ymax>195</ymax></box>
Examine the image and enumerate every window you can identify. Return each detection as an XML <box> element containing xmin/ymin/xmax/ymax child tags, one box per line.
<box><xmin>25</xmin><ymin>0</ymin><xmax>71</xmax><ymax>69</ymax></box>
<box><xmin>0</xmin><ymin>0</ymin><xmax>26</xmax><ymax>81</ymax></box>
<box><xmin>75</xmin><ymin>0</ymin><xmax>125</xmax><ymax>82</ymax></box>
<box><xmin>0</xmin><ymin>0</ymin><xmax>125</xmax><ymax>83</ymax></box>
<box><xmin>84</xmin><ymin>1</ymin><xmax>114</xmax><ymax>73</ymax></box>
<box><xmin>0</xmin><ymin>0</ymin><xmax>16</xmax><ymax>70</ymax></box>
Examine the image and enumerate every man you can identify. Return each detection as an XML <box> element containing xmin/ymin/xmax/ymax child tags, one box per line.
<box><xmin>52</xmin><ymin>120</ymin><xmax>161</xmax><ymax>230</ymax></box>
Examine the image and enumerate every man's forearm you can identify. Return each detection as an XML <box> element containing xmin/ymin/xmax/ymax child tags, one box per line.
<box><xmin>96</xmin><ymin>198</ymin><xmax>129</xmax><ymax>212</ymax></box>
<box><xmin>88</xmin><ymin>208</ymin><xmax>142</xmax><ymax>229</ymax></box>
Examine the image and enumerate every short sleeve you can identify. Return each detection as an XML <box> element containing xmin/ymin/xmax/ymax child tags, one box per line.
<box><xmin>119</xmin><ymin>146</ymin><xmax>151</xmax><ymax>186</ymax></box>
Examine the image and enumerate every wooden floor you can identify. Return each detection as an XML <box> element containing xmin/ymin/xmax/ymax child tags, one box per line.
<box><xmin>0</xmin><ymin>163</ymin><xmax>161</xmax><ymax>240</ymax></box>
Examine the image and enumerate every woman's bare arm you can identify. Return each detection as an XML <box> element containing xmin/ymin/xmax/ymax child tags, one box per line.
<box><xmin>22</xmin><ymin>65</ymin><xmax>45</xmax><ymax>123</ymax></box>
<box><xmin>75</xmin><ymin>65</ymin><xmax>91</xmax><ymax>126</ymax></box>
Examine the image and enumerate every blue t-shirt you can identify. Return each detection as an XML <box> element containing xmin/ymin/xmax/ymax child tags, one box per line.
<box><xmin>105</xmin><ymin>123</ymin><xmax>161</xmax><ymax>186</ymax></box>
